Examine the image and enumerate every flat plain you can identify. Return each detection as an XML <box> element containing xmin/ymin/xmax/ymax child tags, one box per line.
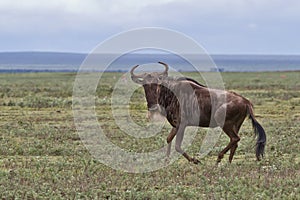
<box><xmin>0</xmin><ymin>71</ymin><xmax>299</xmax><ymax>199</ymax></box>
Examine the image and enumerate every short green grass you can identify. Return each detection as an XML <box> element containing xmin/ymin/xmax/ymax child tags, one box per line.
<box><xmin>0</xmin><ymin>71</ymin><xmax>299</xmax><ymax>199</ymax></box>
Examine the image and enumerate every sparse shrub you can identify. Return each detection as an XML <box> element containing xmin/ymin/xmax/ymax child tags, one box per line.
<box><xmin>7</xmin><ymin>100</ymin><xmax>16</xmax><ymax>106</ymax></box>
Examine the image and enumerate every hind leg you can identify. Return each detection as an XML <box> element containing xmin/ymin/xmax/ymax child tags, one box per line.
<box><xmin>217</xmin><ymin>124</ymin><xmax>240</xmax><ymax>163</ymax></box>
<box><xmin>229</xmin><ymin>143</ymin><xmax>238</xmax><ymax>163</ymax></box>
<box><xmin>214</xmin><ymin>106</ymin><xmax>237</xmax><ymax>163</ymax></box>
<box><xmin>215</xmin><ymin>104</ymin><xmax>246</xmax><ymax>163</ymax></box>
<box><xmin>228</xmin><ymin>123</ymin><xmax>244</xmax><ymax>163</ymax></box>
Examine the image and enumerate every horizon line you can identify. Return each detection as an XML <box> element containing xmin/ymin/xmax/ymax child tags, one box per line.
<box><xmin>1</xmin><ymin>51</ymin><xmax>300</xmax><ymax>56</ymax></box>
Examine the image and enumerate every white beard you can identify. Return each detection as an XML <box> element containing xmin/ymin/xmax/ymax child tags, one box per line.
<box><xmin>147</xmin><ymin>111</ymin><xmax>165</xmax><ymax>122</ymax></box>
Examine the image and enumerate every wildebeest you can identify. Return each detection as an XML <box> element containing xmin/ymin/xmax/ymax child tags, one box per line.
<box><xmin>130</xmin><ymin>62</ymin><xmax>266</xmax><ymax>164</ymax></box>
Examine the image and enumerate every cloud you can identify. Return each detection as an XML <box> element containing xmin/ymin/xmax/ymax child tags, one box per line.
<box><xmin>1</xmin><ymin>0</ymin><xmax>299</xmax><ymax>31</ymax></box>
<box><xmin>0</xmin><ymin>0</ymin><xmax>299</xmax><ymax>53</ymax></box>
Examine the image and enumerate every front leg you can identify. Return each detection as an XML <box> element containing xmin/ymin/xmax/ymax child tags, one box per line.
<box><xmin>166</xmin><ymin>127</ymin><xmax>177</xmax><ymax>158</ymax></box>
<box><xmin>175</xmin><ymin>124</ymin><xmax>200</xmax><ymax>164</ymax></box>
<box><xmin>182</xmin><ymin>153</ymin><xmax>200</xmax><ymax>164</ymax></box>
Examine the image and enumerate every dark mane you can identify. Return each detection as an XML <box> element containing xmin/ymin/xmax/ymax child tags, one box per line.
<box><xmin>176</xmin><ymin>77</ymin><xmax>207</xmax><ymax>88</ymax></box>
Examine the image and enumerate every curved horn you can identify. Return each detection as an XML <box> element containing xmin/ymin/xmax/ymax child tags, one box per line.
<box><xmin>130</xmin><ymin>65</ymin><xmax>140</xmax><ymax>77</ymax></box>
<box><xmin>130</xmin><ymin>64</ymin><xmax>144</xmax><ymax>84</ymax></box>
<box><xmin>158</xmin><ymin>62</ymin><xmax>169</xmax><ymax>76</ymax></box>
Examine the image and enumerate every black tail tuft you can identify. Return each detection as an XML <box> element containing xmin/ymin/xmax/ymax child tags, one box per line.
<box><xmin>251</xmin><ymin>119</ymin><xmax>266</xmax><ymax>160</ymax></box>
<box><xmin>248</xmin><ymin>105</ymin><xmax>266</xmax><ymax>161</ymax></box>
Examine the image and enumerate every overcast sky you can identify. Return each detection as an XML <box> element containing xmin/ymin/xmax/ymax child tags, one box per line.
<box><xmin>1</xmin><ymin>0</ymin><xmax>300</xmax><ymax>54</ymax></box>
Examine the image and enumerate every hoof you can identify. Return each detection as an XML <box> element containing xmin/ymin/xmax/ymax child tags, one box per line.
<box><xmin>256</xmin><ymin>156</ymin><xmax>262</xmax><ymax>161</ymax></box>
<box><xmin>216</xmin><ymin>154</ymin><xmax>223</xmax><ymax>164</ymax></box>
<box><xmin>215</xmin><ymin>158</ymin><xmax>222</xmax><ymax>166</ymax></box>
<box><xmin>191</xmin><ymin>157</ymin><xmax>200</xmax><ymax>165</ymax></box>
<box><xmin>165</xmin><ymin>157</ymin><xmax>170</xmax><ymax>164</ymax></box>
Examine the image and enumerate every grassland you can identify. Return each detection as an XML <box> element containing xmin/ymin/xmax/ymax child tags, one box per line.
<box><xmin>0</xmin><ymin>71</ymin><xmax>299</xmax><ymax>199</ymax></box>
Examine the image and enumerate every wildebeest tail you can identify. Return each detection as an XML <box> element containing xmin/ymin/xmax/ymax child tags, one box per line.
<box><xmin>247</xmin><ymin>104</ymin><xmax>266</xmax><ymax>161</ymax></box>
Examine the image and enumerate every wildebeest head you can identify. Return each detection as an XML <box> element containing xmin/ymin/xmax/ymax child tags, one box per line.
<box><xmin>130</xmin><ymin>62</ymin><xmax>168</xmax><ymax>117</ymax></box>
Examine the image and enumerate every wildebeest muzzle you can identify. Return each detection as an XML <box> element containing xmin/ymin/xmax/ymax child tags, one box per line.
<box><xmin>147</xmin><ymin>104</ymin><xmax>166</xmax><ymax>121</ymax></box>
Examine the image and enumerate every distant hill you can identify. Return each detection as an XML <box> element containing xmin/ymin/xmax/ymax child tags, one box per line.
<box><xmin>0</xmin><ymin>52</ymin><xmax>300</xmax><ymax>72</ymax></box>
<box><xmin>0</xmin><ymin>52</ymin><xmax>86</xmax><ymax>65</ymax></box>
